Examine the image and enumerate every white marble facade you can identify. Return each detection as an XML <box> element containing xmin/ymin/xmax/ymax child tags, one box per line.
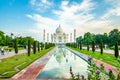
<box><xmin>52</xmin><ymin>25</ymin><xmax>67</xmax><ymax>44</ymax></box>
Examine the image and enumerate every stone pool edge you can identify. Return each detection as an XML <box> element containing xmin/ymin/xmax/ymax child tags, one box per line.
<box><xmin>10</xmin><ymin>47</ymin><xmax>57</xmax><ymax>80</ymax></box>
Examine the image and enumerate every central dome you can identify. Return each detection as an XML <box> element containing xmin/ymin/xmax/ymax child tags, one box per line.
<box><xmin>56</xmin><ymin>25</ymin><xmax>64</xmax><ymax>33</ymax></box>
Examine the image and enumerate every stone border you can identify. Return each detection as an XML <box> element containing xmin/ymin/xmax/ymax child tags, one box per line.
<box><xmin>67</xmin><ymin>48</ymin><xmax>88</xmax><ymax>62</ymax></box>
<box><xmin>11</xmin><ymin>48</ymin><xmax>57</xmax><ymax>80</ymax></box>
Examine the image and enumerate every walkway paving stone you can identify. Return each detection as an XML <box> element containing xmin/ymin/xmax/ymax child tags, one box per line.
<box><xmin>6</xmin><ymin>48</ymin><xmax>56</xmax><ymax>80</ymax></box>
<box><xmin>94</xmin><ymin>60</ymin><xmax>118</xmax><ymax>76</ymax></box>
<box><xmin>0</xmin><ymin>49</ymin><xmax>27</xmax><ymax>59</ymax></box>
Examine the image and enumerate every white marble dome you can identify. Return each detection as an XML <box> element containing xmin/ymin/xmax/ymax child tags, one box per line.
<box><xmin>56</xmin><ymin>25</ymin><xmax>64</xmax><ymax>34</ymax></box>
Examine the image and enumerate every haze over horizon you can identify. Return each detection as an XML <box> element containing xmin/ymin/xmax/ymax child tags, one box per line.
<box><xmin>0</xmin><ymin>0</ymin><xmax>120</xmax><ymax>42</ymax></box>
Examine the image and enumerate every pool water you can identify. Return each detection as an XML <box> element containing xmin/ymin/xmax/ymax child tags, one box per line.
<box><xmin>37</xmin><ymin>47</ymin><xmax>88</xmax><ymax>78</ymax></box>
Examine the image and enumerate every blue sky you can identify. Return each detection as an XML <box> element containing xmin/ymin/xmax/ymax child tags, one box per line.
<box><xmin>0</xmin><ymin>0</ymin><xmax>120</xmax><ymax>42</ymax></box>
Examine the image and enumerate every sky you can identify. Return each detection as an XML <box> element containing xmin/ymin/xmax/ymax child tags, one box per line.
<box><xmin>0</xmin><ymin>0</ymin><xmax>120</xmax><ymax>42</ymax></box>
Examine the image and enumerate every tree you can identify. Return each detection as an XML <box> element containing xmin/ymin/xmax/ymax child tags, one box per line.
<box><xmin>18</xmin><ymin>36</ymin><xmax>34</xmax><ymax>48</ymax></box>
<box><xmin>40</xmin><ymin>43</ymin><xmax>44</xmax><ymax>50</ymax></box>
<box><xmin>84</xmin><ymin>32</ymin><xmax>93</xmax><ymax>51</ymax></box>
<box><xmin>87</xmin><ymin>45</ymin><xmax>89</xmax><ymax>51</ymax></box>
<box><xmin>84</xmin><ymin>32</ymin><xmax>93</xmax><ymax>45</ymax></box>
<box><xmin>5</xmin><ymin>35</ymin><xmax>13</xmax><ymax>46</ymax></box>
<box><xmin>76</xmin><ymin>36</ymin><xmax>83</xmax><ymax>44</ymax></box>
<box><xmin>103</xmin><ymin>33</ymin><xmax>109</xmax><ymax>45</ymax></box>
<box><xmin>100</xmin><ymin>39</ymin><xmax>103</xmax><ymax>54</ymax></box>
<box><xmin>74</xmin><ymin>43</ymin><xmax>77</xmax><ymax>48</ymax></box>
<box><xmin>14</xmin><ymin>38</ymin><xmax>18</xmax><ymax>60</ymax></box>
<box><xmin>114</xmin><ymin>41</ymin><xmax>119</xmax><ymax>58</ymax></box>
<box><xmin>109</xmin><ymin>29</ymin><xmax>120</xmax><ymax>46</ymax></box>
<box><xmin>28</xmin><ymin>40</ymin><xmax>31</xmax><ymax>56</ymax></box>
<box><xmin>0</xmin><ymin>31</ymin><xmax>5</xmax><ymax>46</ymax></box>
<box><xmin>38</xmin><ymin>42</ymin><xmax>40</xmax><ymax>52</ymax></box>
<box><xmin>93</xmin><ymin>34</ymin><xmax>103</xmax><ymax>45</ymax></box>
<box><xmin>14</xmin><ymin>38</ymin><xmax>18</xmax><ymax>54</ymax></box>
<box><xmin>92</xmin><ymin>41</ymin><xmax>95</xmax><ymax>53</ymax></box>
<box><xmin>80</xmin><ymin>42</ymin><xmax>82</xmax><ymax>50</ymax></box>
<box><xmin>33</xmin><ymin>41</ymin><xmax>36</xmax><ymax>54</ymax></box>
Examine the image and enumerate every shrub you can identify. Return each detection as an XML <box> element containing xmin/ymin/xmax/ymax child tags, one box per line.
<box><xmin>114</xmin><ymin>41</ymin><xmax>119</xmax><ymax>58</ymax></box>
<box><xmin>33</xmin><ymin>41</ymin><xmax>36</xmax><ymax>54</ymax></box>
<box><xmin>38</xmin><ymin>42</ymin><xmax>40</xmax><ymax>52</ymax></box>
<box><xmin>100</xmin><ymin>39</ymin><xmax>103</xmax><ymax>54</ymax></box>
<box><xmin>70</xmin><ymin>56</ymin><xmax>120</xmax><ymax>80</ymax></box>
<box><xmin>92</xmin><ymin>41</ymin><xmax>95</xmax><ymax>53</ymax></box>
<box><xmin>28</xmin><ymin>40</ymin><xmax>31</xmax><ymax>56</ymax></box>
<box><xmin>14</xmin><ymin>38</ymin><xmax>18</xmax><ymax>54</ymax></box>
<box><xmin>80</xmin><ymin>42</ymin><xmax>82</xmax><ymax>50</ymax></box>
<box><xmin>87</xmin><ymin>45</ymin><xmax>89</xmax><ymax>51</ymax></box>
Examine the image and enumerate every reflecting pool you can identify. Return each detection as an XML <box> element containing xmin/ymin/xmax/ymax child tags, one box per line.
<box><xmin>37</xmin><ymin>47</ymin><xmax>88</xmax><ymax>78</ymax></box>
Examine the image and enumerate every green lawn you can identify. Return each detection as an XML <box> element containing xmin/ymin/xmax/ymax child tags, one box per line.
<box><xmin>0</xmin><ymin>47</ymin><xmax>54</xmax><ymax>78</ymax></box>
<box><xmin>68</xmin><ymin>47</ymin><xmax>119</xmax><ymax>68</ymax></box>
<box><xmin>109</xmin><ymin>46</ymin><xmax>120</xmax><ymax>50</ymax></box>
<box><xmin>0</xmin><ymin>46</ymin><xmax>25</xmax><ymax>51</ymax></box>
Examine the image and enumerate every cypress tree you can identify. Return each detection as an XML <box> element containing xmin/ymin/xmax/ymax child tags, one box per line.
<box><xmin>41</xmin><ymin>44</ymin><xmax>43</xmax><ymax>50</ymax></box>
<box><xmin>28</xmin><ymin>40</ymin><xmax>31</xmax><ymax>56</ymax></box>
<box><xmin>33</xmin><ymin>41</ymin><xmax>36</xmax><ymax>54</ymax></box>
<box><xmin>38</xmin><ymin>42</ymin><xmax>40</xmax><ymax>52</ymax></box>
<box><xmin>87</xmin><ymin>44</ymin><xmax>89</xmax><ymax>51</ymax></box>
<box><xmin>114</xmin><ymin>41</ymin><xmax>119</xmax><ymax>58</ymax></box>
<box><xmin>100</xmin><ymin>39</ymin><xmax>103</xmax><ymax>54</ymax></box>
<box><xmin>14</xmin><ymin>38</ymin><xmax>18</xmax><ymax>60</ymax></box>
<box><xmin>80</xmin><ymin>42</ymin><xmax>82</xmax><ymax>50</ymax></box>
<box><xmin>14</xmin><ymin>38</ymin><xmax>18</xmax><ymax>54</ymax></box>
<box><xmin>74</xmin><ymin>43</ymin><xmax>76</xmax><ymax>48</ymax></box>
<box><xmin>92</xmin><ymin>41</ymin><xmax>95</xmax><ymax>53</ymax></box>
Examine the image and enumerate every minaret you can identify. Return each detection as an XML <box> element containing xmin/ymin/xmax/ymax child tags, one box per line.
<box><xmin>66</xmin><ymin>34</ymin><xmax>69</xmax><ymax>43</ymax></box>
<box><xmin>70</xmin><ymin>33</ymin><xmax>72</xmax><ymax>43</ymax></box>
<box><xmin>47</xmin><ymin>33</ymin><xmax>49</xmax><ymax>43</ymax></box>
<box><xmin>43</xmin><ymin>29</ymin><xmax>45</xmax><ymax>43</ymax></box>
<box><xmin>51</xmin><ymin>34</ymin><xmax>53</xmax><ymax>43</ymax></box>
<box><xmin>74</xmin><ymin>29</ymin><xmax>76</xmax><ymax>42</ymax></box>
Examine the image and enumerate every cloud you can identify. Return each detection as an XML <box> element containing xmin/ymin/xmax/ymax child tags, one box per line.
<box><xmin>26</xmin><ymin>14</ymin><xmax>57</xmax><ymax>24</ymax></box>
<box><xmin>102</xmin><ymin>0</ymin><xmax>120</xmax><ymax>19</ymax></box>
<box><xmin>27</xmin><ymin>0</ymin><xmax>120</xmax><ymax>41</ymax></box>
<box><xmin>30</xmin><ymin>0</ymin><xmax>53</xmax><ymax>12</ymax></box>
<box><xmin>52</xmin><ymin>0</ymin><xmax>96</xmax><ymax>34</ymax></box>
<box><xmin>30</xmin><ymin>0</ymin><xmax>36</xmax><ymax>5</ymax></box>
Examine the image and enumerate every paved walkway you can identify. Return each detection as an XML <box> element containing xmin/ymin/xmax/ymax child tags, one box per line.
<box><xmin>94</xmin><ymin>60</ymin><xmax>118</xmax><ymax>76</ymax></box>
<box><xmin>10</xmin><ymin>48</ymin><xmax>56</xmax><ymax>80</ymax></box>
<box><xmin>83</xmin><ymin>47</ymin><xmax>120</xmax><ymax>54</ymax></box>
<box><xmin>0</xmin><ymin>49</ymin><xmax>27</xmax><ymax>59</ymax></box>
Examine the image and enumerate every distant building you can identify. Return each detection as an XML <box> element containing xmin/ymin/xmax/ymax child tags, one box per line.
<box><xmin>52</xmin><ymin>25</ymin><xmax>68</xmax><ymax>45</ymax></box>
<box><xmin>74</xmin><ymin>29</ymin><xmax>76</xmax><ymax>42</ymax></box>
<box><xmin>47</xmin><ymin>33</ymin><xmax>49</xmax><ymax>42</ymax></box>
<box><xmin>43</xmin><ymin>29</ymin><xmax>45</xmax><ymax>43</ymax></box>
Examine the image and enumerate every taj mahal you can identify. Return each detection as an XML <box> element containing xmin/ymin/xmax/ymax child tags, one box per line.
<box><xmin>52</xmin><ymin>25</ymin><xmax>68</xmax><ymax>44</ymax></box>
<box><xmin>43</xmin><ymin>25</ymin><xmax>76</xmax><ymax>45</ymax></box>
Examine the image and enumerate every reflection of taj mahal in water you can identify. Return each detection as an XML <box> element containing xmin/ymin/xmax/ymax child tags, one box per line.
<box><xmin>43</xmin><ymin>25</ymin><xmax>76</xmax><ymax>45</ymax></box>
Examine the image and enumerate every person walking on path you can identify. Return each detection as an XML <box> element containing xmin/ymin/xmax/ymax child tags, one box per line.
<box><xmin>1</xmin><ymin>47</ymin><xmax>4</xmax><ymax>55</ymax></box>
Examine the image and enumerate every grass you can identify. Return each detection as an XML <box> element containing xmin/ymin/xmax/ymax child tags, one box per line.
<box><xmin>109</xmin><ymin>46</ymin><xmax>120</xmax><ymax>50</ymax></box>
<box><xmin>68</xmin><ymin>47</ymin><xmax>120</xmax><ymax>68</ymax></box>
<box><xmin>0</xmin><ymin>46</ymin><xmax>25</xmax><ymax>51</ymax></box>
<box><xmin>0</xmin><ymin>47</ymin><xmax>54</xmax><ymax>78</ymax></box>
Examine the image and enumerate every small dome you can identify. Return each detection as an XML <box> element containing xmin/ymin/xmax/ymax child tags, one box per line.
<box><xmin>56</xmin><ymin>25</ymin><xmax>64</xmax><ymax>33</ymax></box>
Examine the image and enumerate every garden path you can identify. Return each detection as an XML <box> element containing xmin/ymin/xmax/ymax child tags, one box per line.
<box><xmin>0</xmin><ymin>49</ymin><xmax>27</xmax><ymax>59</ymax></box>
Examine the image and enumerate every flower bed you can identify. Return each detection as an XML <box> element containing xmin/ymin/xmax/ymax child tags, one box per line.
<box><xmin>70</xmin><ymin>56</ymin><xmax>120</xmax><ymax>80</ymax></box>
